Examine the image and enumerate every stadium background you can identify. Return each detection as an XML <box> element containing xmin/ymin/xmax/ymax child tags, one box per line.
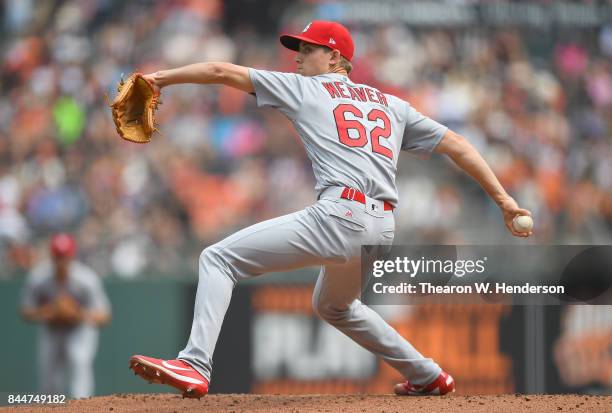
<box><xmin>0</xmin><ymin>0</ymin><xmax>610</xmax><ymax>397</ymax></box>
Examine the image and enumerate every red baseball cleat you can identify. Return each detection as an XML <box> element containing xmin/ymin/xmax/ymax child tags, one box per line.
<box><xmin>129</xmin><ymin>355</ymin><xmax>209</xmax><ymax>399</ymax></box>
<box><xmin>394</xmin><ymin>370</ymin><xmax>455</xmax><ymax>396</ymax></box>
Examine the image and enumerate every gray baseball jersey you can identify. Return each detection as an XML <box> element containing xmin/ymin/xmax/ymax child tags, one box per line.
<box><xmin>248</xmin><ymin>70</ymin><xmax>448</xmax><ymax>206</ymax></box>
<box><xmin>21</xmin><ymin>261</ymin><xmax>110</xmax><ymax>317</ymax></box>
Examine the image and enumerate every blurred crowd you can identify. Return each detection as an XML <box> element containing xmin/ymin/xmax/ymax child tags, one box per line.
<box><xmin>0</xmin><ymin>0</ymin><xmax>610</xmax><ymax>278</ymax></box>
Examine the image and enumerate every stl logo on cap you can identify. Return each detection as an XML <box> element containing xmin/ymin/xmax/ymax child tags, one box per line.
<box><xmin>302</xmin><ymin>22</ymin><xmax>312</xmax><ymax>33</ymax></box>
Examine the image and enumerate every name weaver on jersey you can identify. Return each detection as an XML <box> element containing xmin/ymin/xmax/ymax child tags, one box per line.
<box><xmin>126</xmin><ymin>20</ymin><xmax>532</xmax><ymax>399</ymax></box>
<box><xmin>322</xmin><ymin>82</ymin><xmax>389</xmax><ymax>106</ymax></box>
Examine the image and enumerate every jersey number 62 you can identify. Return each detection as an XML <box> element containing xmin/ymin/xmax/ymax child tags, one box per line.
<box><xmin>333</xmin><ymin>104</ymin><xmax>393</xmax><ymax>160</ymax></box>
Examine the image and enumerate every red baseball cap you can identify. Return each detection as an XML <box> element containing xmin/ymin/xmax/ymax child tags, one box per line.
<box><xmin>280</xmin><ymin>20</ymin><xmax>355</xmax><ymax>61</ymax></box>
<box><xmin>50</xmin><ymin>233</ymin><xmax>77</xmax><ymax>258</ymax></box>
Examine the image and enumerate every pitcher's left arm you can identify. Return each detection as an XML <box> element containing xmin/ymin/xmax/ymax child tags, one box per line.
<box><xmin>143</xmin><ymin>62</ymin><xmax>254</xmax><ymax>93</ymax></box>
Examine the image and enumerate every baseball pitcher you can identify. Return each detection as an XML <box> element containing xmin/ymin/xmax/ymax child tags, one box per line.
<box><xmin>129</xmin><ymin>21</ymin><xmax>532</xmax><ymax>398</ymax></box>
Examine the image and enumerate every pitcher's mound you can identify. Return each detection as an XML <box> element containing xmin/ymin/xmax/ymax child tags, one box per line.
<box><xmin>2</xmin><ymin>393</ymin><xmax>609</xmax><ymax>412</ymax></box>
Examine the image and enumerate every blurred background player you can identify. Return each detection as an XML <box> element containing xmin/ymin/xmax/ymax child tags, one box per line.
<box><xmin>20</xmin><ymin>233</ymin><xmax>111</xmax><ymax>398</ymax></box>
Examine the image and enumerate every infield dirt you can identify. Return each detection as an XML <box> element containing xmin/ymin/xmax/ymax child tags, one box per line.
<box><xmin>2</xmin><ymin>393</ymin><xmax>610</xmax><ymax>412</ymax></box>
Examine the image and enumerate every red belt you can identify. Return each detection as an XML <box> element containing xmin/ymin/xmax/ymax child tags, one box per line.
<box><xmin>340</xmin><ymin>187</ymin><xmax>394</xmax><ymax>211</ymax></box>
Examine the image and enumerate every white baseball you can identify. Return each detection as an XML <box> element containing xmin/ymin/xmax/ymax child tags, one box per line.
<box><xmin>512</xmin><ymin>215</ymin><xmax>533</xmax><ymax>233</ymax></box>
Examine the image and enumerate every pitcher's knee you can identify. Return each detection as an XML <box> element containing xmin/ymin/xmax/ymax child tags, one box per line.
<box><xmin>313</xmin><ymin>296</ymin><xmax>352</xmax><ymax>325</ymax></box>
<box><xmin>199</xmin><ymin>246</ymin><xmax>236</xmax><ymax>282</ymax></box>
<box><xmin>200</xmin><ymin>246</ymin><xmax>219</xmax><ymax>266</ymax></box>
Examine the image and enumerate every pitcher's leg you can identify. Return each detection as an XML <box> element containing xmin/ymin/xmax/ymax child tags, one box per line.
<box><xmin>177</xmin><ymin>247</ymin><xmax>235</xmax><ymax>381</ymax></box>
<box><xmin>312</xmin><ymin>261</ymin><xmax>441</xmax><ymax>385</ymax></box>
<box><xmin>178</xmin><ymin>209</ymin><xmax>334</xmax><ymax>381</ymax></box>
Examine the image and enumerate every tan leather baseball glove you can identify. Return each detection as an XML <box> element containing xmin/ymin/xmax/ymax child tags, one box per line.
<box><xmin>49</xmin><ymin>293</ymin><xmax>83</xmax><ymax>327</ymax></box>
<box><xmin>110</xmin><ymin>72</ymin><xmax>161</xmax><ymax>143</ymax></box>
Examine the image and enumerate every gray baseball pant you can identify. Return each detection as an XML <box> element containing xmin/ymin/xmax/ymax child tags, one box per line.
<box><xmin>178</xmin><ymin>187</ymin><xmax>441</xmax><ymax>385</ymax></box>
<box><xmin>39</xmin><ymin>324</ymin><xmax>98</xmax><ymax>398</ymax></box>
